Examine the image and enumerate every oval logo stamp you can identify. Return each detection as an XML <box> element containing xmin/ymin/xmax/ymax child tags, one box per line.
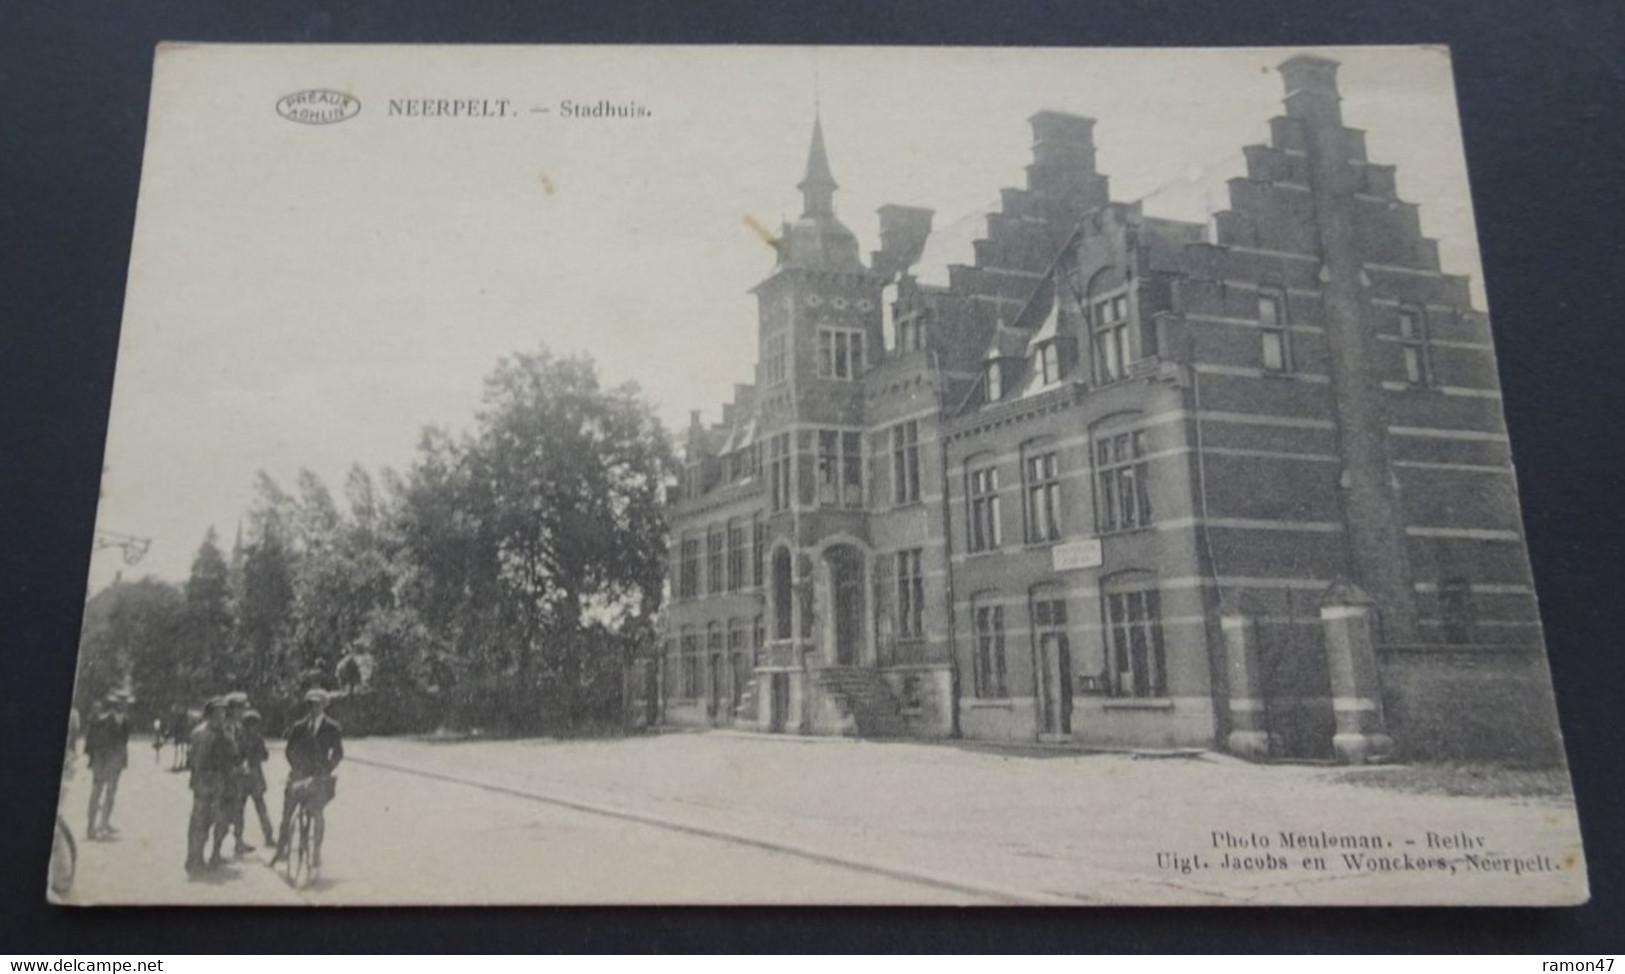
<box><xmin>275</xmin><ymin>89</ymin><xmax>362</xmax><ymax>125</ymax></box>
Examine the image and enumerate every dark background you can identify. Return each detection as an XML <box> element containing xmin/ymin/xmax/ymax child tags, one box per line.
<box><xmin>2</xmin><ymin>0</ymin><xmax>1621</xmax><ymax>953</ymax></box>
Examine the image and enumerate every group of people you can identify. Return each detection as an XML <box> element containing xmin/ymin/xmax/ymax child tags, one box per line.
<box><xmin>186</xmin><ymin>688</ymin><xmax>344</xmax><ymax>876</ymax></box>
<box><xmin>68</xmin><ymin>683</ymin><xmax>346</xmax><ymax>879</ymax></box>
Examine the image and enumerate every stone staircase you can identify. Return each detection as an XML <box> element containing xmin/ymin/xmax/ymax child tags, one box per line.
<box><xmin>814</xmin><ymin>666</ymin><xmax>909</xmax><ymax>738</ymax></box>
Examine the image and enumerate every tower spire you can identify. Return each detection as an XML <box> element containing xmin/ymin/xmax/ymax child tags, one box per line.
<box><xmin>798</xmin><ymin>113</ymin><xmax>838</xmax><ymax>218</ymax></box>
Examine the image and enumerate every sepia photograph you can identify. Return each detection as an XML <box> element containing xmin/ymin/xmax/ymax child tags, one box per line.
<box><xmin>55</xmin><ymin>43</ymin><xmax>1587</xmax><ymax>907</ymax></box>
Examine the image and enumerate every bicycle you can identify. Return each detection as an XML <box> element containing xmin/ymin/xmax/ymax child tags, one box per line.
<box><xmin>280</xmin><ymin>773</ymin><xmax>334</xmax><ymax>890</ymax></box>
<box><xmin>50</xmin><ymin>753</ymin><xmax>77</xmax><ymax>899</ymax></box>
<box><xmin>49</xmin><ymin>814</ymin><xmax>77</xmax><ymax>898</ymax></box>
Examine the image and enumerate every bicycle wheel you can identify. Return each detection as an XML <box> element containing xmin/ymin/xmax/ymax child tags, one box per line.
<box><xmin>293</xmin><ymin>807</ymin><xmax>313</xmax><ymax>889</ymax></box>
<box><xmin>49</xmin><ymin>816</ymin><xmax>77</xmax><ymax>897</ymax></box>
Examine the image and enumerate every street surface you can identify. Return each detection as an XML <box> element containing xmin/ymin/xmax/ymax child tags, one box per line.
<box><xmin>53</xmin><ymin>732</ymin><xmax>1587</xmax><ymax>906</ymax></box>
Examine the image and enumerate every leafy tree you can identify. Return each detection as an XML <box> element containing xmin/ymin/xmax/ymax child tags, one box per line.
<box><xmin>460</xmin><ymin>348</ymin><xmax>675</xmax><ymax>725</ymax></box>
<box><xmin>76</xmin><ymin>577</ymin><xmax>186</xmax><ymax>716</ymax></box>
<box><xmin>183</xmin><ymin>527</ymin><xmax>235</xmax><ymax>690</ymax></box>
<box><xmin>239</xmin><ymin>480</ymin><xmax>297</xmax><ymax>699</ymax></box>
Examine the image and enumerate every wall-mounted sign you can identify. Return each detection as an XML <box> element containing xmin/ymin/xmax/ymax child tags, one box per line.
<box><xmin>1052</xmin><ymin>538</ymin><xmax>1103</xmax><ymax>571</ymax></box>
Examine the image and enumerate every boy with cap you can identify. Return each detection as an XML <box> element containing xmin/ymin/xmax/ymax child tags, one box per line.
<box><xmin>233</xmin><ymin>708</ymin><xmax>276</xmax><ymax>854</ymax></box>
<box><xmin>219</xmin><ymin>692</ymin><xmax>255</xmax><ymax>857</ymax></box>
<box><xmin>185</xmin><ymin>697</ymin><xmax>237</xmax><ymax>874</ymax></box>
<box><xmin>83</xmin><ymin>691</ymin><xmax>131</xmax><ymax>840</ymax></box>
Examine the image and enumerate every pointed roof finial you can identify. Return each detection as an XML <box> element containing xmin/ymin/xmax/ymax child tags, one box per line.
<box><xmin>798</xmin><ymin>113</ymin><xmax>838</xmax><ymax>217</ymax></box>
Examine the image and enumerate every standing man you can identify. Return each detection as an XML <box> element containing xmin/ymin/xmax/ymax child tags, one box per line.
<box><xmin>83</xmin><ymin>691</ymin><xmax>131</xmax><ymax>840</ymax></box>
<box><xmin>271</xmin><ymin>689</ymin><xmax>343</xmax><ymax>868</ymax></box>
<box><xmin>185</xmin><ymin>697</ymin><xmax>234</xmax><ymax>875</ymax></box>
<box><xmin>218</xmin><ymin>692</ymin><xmax>253</xmax><ymax>858</ymax></box>
<box><xmin>238</xmin><ymin>709</ymin><xmax>277</xmax><ymax>852</ymax></box>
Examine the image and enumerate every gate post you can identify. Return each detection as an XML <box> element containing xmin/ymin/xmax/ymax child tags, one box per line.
<box><xmin>1320</xmin><ymin>580</ymin><xmax>1394</xmax><ymax>764</ymax></box>
<box><xmin>1221</xmin><ymin>612</ymin><xmax>1272</xmax><ymax>759</ymax></box>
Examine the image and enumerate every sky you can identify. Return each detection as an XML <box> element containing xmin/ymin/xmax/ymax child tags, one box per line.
<box><xmin>89</xmin><ymin>44</ymin><xmax>1486</xmax><ymax>590</ymax></box>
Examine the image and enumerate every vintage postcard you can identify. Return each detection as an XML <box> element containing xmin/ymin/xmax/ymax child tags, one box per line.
<box><xmin>57</xmin><ymin>44</ymin><xmax>1586</xmax><ymax>906</ymax></box>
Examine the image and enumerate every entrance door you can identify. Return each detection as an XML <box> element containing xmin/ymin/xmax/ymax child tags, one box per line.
<box><xmin>708</xmin><ymin>654</ymin><xmax>724</xmax><ymax>723</ymax></box>
<box><xmin>826</xmin><ymin>545</ymin><xmax>866</xmax><ymax>665</ymax></box>
<box><xmin>1038</xmin><ymin>632</ymin><xmax>1073</xmax><ymax>736</ymax></box>
<box><xmin>769</xmin><ymin>673</ymin><xmax>789</xmax><ymax>732</ymax></box>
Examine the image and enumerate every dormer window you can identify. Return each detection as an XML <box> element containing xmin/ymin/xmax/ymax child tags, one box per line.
<box><xmin>1091</xmin><ymin>294</ymin><xmax>1131</xmax><ymax>384</ymax></box>
<box><xmin>895</xmin><ymin>312</ymin><xmax>928</xmax><ymax>353</ymax></box>
<box><xmin>1037</xmin><ymin>340</ymin><xmax>1065</xmax><ymax>386</ymax></box>
<box><xmin>817</xmin><ymin>327</ymin><xmax>865</xmax><ymax>380</ymax></box>
<box><xmin>985</xmin><ymin>360</ymin><xmax>1003</xmax><ymax>402</ymax></box>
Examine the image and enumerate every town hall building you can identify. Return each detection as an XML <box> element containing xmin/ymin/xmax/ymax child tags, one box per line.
<box><xmin>657</xmin><ymin>55</ymin><xmax>1561</xmax><ymax>763</ymax></box>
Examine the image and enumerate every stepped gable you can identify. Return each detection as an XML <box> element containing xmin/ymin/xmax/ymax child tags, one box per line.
<box><xmin>944</xmin><ymin>111</ymin><xmax>1110</xmax><ymax>344</ymax></box>
<box><xmin>1209</xmin><ymin>54</ymin><xmax>1453</xmax><ymax>282</ymax></box>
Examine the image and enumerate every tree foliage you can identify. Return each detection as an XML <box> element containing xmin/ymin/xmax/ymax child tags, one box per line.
<box><xmin>78</xmin><ymin>345</ymin><xmax>675</xmax><ymax>735</ymax></box>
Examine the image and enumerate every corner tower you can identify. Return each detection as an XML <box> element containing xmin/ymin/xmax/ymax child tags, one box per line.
<box><xmin>751</xmin><ymin>115</ymin><xmax>888</xmax><ymax>727</ymax></box>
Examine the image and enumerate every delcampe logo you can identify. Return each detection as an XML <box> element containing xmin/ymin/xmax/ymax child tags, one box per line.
<box><xmin>275</xmin><ymin>89</ymin><xmax>362</xmax><ymax>125</ymax></box>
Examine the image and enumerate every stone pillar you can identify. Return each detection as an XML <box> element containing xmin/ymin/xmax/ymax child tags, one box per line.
<box><xmin>1221</xmin><ymin>613</ymin><xmax>1272</xmax><ymax>760</ymax></box>
<box><xmin>756</xmin><ymin>673</ymin><xmax>773</xmax><ymax>732</ymax></box>
<box><xmin>1320</xmin><ymin>581</ymin><xmax>1393</xmax><ymax>764</ymax></box>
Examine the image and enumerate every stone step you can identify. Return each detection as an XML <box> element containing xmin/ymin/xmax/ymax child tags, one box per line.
<box><xmin>813</xmin><ymin>667</ymin><xmax>907</xmax><ymax>738</ymax></box>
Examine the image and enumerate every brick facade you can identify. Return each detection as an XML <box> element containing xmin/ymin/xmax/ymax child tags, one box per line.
<box><xmin>659</xmin><ymin>56</ymin><xmax>1561</xmax><ymax>763</ymax></box>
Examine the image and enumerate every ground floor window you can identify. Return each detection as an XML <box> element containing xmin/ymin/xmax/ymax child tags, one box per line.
<box><xmin>680</xmin><ymin>633</ymin><xmax>700</xmax><ymax>698</ymax></box>
<box><xmin>896</xmin><ymin>548</ymin><xmax>924</xmax><ymax>639</ymax></box>
<box><xmin>1104</xmin><ymin>584</ymin><xmax>1166</xmax><ymax>698</ymax></box>
<box><xmin>973</xmin><ymin>601</ymin><xmax>1008</xmax><ymax>698</ymax></box>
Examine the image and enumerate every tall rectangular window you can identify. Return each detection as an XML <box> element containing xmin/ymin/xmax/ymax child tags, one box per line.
<box><xmin>817</xmin><ymin>431</ymin><xmax>838</xmax><ymax>506</ymax></box>
<box><xmin>681</xmin><ymin>633</ymin><xmax>700</xmax><ymax>697</ymax></box>
<box><xmin>1259</xmin><ymin>292</ymin><xmax>1291</xmax><ymax>372</ymax></box>
<box><xmin>896</xmin><ymin>548</ymin><xmax>925</xmax><ymax>639</ymax></box>
<box><xmin>679</xmin><ymin>538</ymin><xmax>699</xmax><ymax>599</ymax></box>
<box><xmin>815</xmin><ymin>430</ymin><xmax>863</xmax><ymax>508</ymax></box>
<box><xmin>726</xmin><ymin>519</ymin><xmax>746</xmax><ymax>592</ymax></box>
<box><xmin>1095</xmin><ymin>430</ymin><xmax>1152</xmax><ymax>533</ymax></box>
<box><xmin>973</xmin><ymin>602</ymin><xmax>1008</xmax><ymax>698</ymax></box>
<box><xmin>762</xmin><ymin>333</ymin><xmax>788</xmax><ymax>386</ymax></box>
<box><xmin>841</xmin><ymin>431</ymin><xmax>862</xmax><ymax>506</ymax></box>
<box><xmin>1024</xmin><ymin>450</ymin><xmax>1062</xmax><ymax>543</ymax></box>
<box><xmin>1092</xmin><ymin>294</ymin><xmax>1131</xmax><ymax>384</ymax></box>
<box><xmin>751</xmin><ymin>513</ymin><xmax>765</xmax><ymax>588</ymax></box>
<box><xmin>891</xmin><ymin>420</ymin><xmax>921</xmax><ymax>504</ymax></box>
<box><xmin>967</xmin><ymin>465</ymin><xmax>1002</xmax><ymax>552</ymax></box>
<box><xmin>706</xmin><ymin>528</ymin><xmax>724</xmax><ymax>596</ymax></box>
<box><xmin>817</xmin><ymin>328</ymin><xmax>865</xmax><ymax>380</ymax></box>
<box><xmin>768</xmin><ymin>433</ymin><xmax>792</xmax><ymax>512</ymax></box>
<box><xmin>727</xmin><ymin>621</ymin><xmax>747</xmax><ymax>708</ymax></box>
<box><xmin>1399</xmin><ymin>307</ymin><xmax>1432</xmax><ymax>386</ymax></box>
<box><xmin>1105</xmin><ymin>587</ymin><xmax>1166</xmax><ymax>698</ymax></box>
